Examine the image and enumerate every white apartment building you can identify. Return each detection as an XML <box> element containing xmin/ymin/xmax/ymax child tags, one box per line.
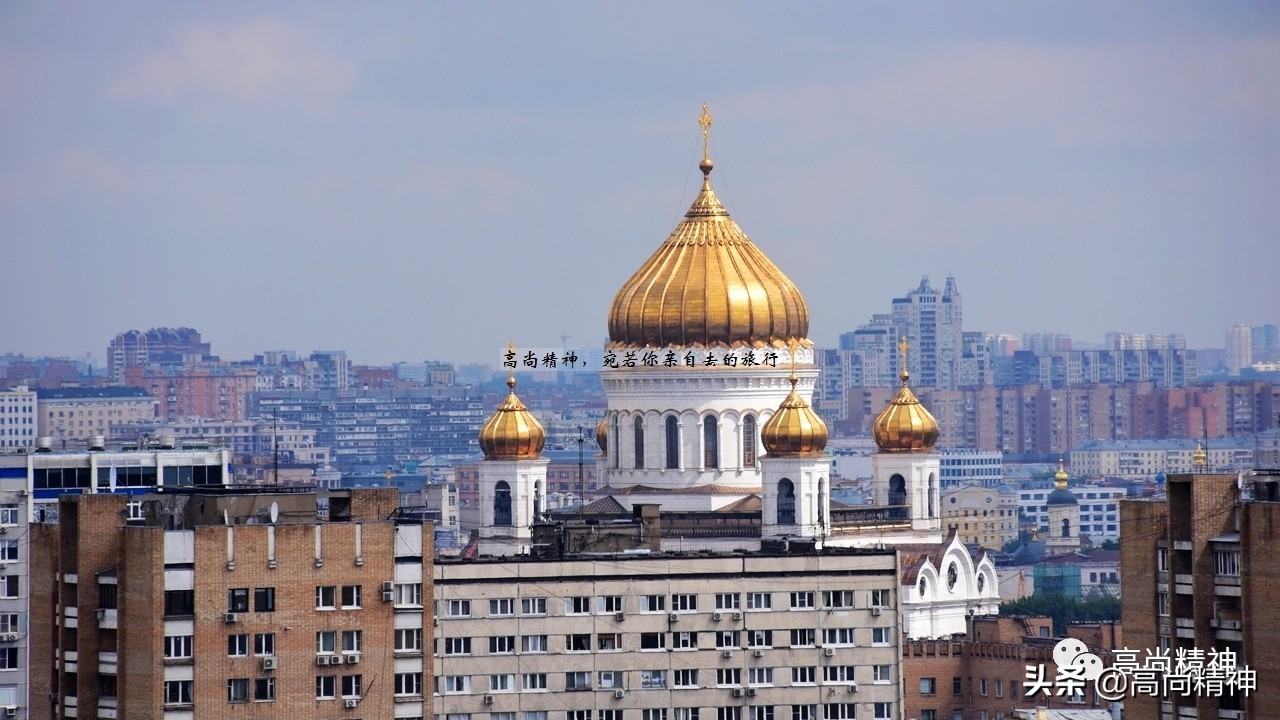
<box><xmin>434</xmin><ymin>548</ymin><xmax>903</xmax><ymax>720</ymax></box>
<box><xmin>1069</xmin><ymin>439</ymin><xmax>1254</xmax><ymax>479</ymax></box>
<box><xmin>0</xmin><ymin>386</ymin><xmax>35</xmax><ymax>451</ymax></box>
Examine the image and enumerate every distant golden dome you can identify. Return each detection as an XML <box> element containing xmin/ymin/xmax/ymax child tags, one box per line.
<box><xmin>1054</xmin><ymin>460</ymin><xmax>1070</xmax><ymax>487</ymax></box>
<box><xmin>607</xmin><ymin>156</ymin><xmax>810</xmax><ymax>350</ymax></box>
<box><xmin>872</xmin><ymin>368</ymin><xmax>939</xmax><ymax>452</ymax></box>
<box><xmin>1193</xmin><ymin>441</ymin><xmax>1207</xmax><ymax>468</ymax></box>
<box><xmin>595</xmin><ymin>416</ymin><xmax>608</xmax><ymax>454</ymax></box>
<box><xmin>478</xmin><ymin>376</ymin><xmax>545</xmax><ymax>460</ymax></box>
<box><xmin>761</xmin><ymin>375</ymin><xmax>828</xmax><ymax>457</ymax></box>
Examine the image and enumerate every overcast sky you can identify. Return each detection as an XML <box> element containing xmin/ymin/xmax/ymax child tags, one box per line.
<box><xmin>3</xmin><ymin>2</ymin><xmax>1277</xmax><ymax>367</ymax></box>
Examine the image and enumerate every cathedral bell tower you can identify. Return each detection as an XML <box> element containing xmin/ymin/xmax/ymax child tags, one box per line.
<box><xmin>760</xmin><ymin>356</ymin><xmax>831</xmax><ymax>541</ymax></box>
<box><xmin>476</xmin><ymin>367</ymin><xmax>548</xmax><ymax>554</ymax></box>
<box><xmin>871</xmin><ymin>338</ymin><xmax>941</xmax><ymax>533</ymax></box>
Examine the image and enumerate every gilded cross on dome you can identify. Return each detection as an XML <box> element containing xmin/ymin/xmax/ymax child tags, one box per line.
<box><xmin>898</xmin><ymin>336</ymin><xmax>911</xmax><ymax>385</ymax></box>
<box><xmin>699</xmin><ymin>103</ymin><xmax>713</xmax><ymax>162</ymax></box>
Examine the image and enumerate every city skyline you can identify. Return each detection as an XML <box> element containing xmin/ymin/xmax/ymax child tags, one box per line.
<box><xmin>3</xmin><ymin>3</ymin><xmax>1278</xmax><ymax>366</ymax></box>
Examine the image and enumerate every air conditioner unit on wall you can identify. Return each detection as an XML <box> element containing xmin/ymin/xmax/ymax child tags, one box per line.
<box><xmin>484</xmin><ymin>694</ymin><xmax>494</xmax><ymax>705</ymax></box>
<box><xmin>753</xmin><ymin>649</ymin><xmax>764</xmax><ymax>657</ymax></box>
<box><xmin>261</xmin><ymin>656</ymin><xmax>277</xmax><ymax>670</ymax></box>
<box><xmin>614</xmin><ymin>690</ymin><xmax>625</xmax><ymax>699</ymax></box>
<box><xmin>343</xmin><ymin>698</ymin><xmax>358</xmax><ymax>708</ymax></box>
<box><xmin>823</xmin><ymin>648</ymin><xmax>835</xmax><ymax>657</ymax></box>
<box><xmin>223</xmin><ymin>613</ymin><xmax>239</xmax><ymax>624</ymax></box>
<box><xmin>731</xmin><ymin>688</ymin><xmax>744</xmax><ymax>697</ymax></box>
<box><xmin>345</xmin><ymin>653</ymin><xmax>361</xmax><ymax>664</ymax></box>
<box><xmin>712</xmin><ymin>612</ymin><xmax>722</xmax><ymax>621</ymax></box>
<box><xmin>733</xmin><ymin>611</ymin><xmax>742</xmax><ymax>620</ymax></box>
<box><xmin>871</xmin><ymin>606</ymin><xmax>882</xmax><ymax>616</ymax></box>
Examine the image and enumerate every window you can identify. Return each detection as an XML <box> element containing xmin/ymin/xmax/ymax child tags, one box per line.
<box><xmin>1156</xmin><ymin>547</ymin><xmax>1169</xmax><ymax>572</ymax></box>
<box><xmin>747</xmin><ymin>592</ymin><xmax>771</xmax><ymax>610</ymax></box>
<box><xmin>0</xmin><ymin>541</ymin><xmax>17</xmax><ymax>561</ymax></box>
<box><xmin>777</xmin><ymin>478</ymin><xmax>796</xmax><ymax>524</ymax></box>
<box><xmin>446</xmin><ymin>598</ymin><xmax>471</xmax><ymax>617</ymax></box>
<box><xmin>920</xmin><ymin>712</ymin><xmax>937</xmax><ymax>720</ymax></box>
<box><xmin>790</xmin><ymin>591</ymin><xmax>814</xmax><ymax>609</ymax></box>
<box><xmin>719</xmin><ymin>710</ymin><xmax>742</xmax><ymax>720</ymax></box>
<box><xmin>254</xmin><ymin>633</ymin><xmax>275</xmax><ymax>656</ymax></box>
<box><xmin>491</xmin><ymin>674</ymin><xmax>515</xmax><ymax>692</ymax></box>
<box><xmin>227</xmin><ymin>587</ymin><xmax>249</xmax><ymax>612</ymax></box>
<box><xmin>822</xmin><ymin>590</ymin><xmax>854</xmax><ymax>609</ymax></box>
<box><xmin>597</xmin><ymin>670</ymin><xmax>621</xmax><ymax>689</ymax></box>
<box><xmin>0</xmin><ymin>614</ymin><xmax>18</xmax><ymax>634</ymax></box>
<box><xmin>792</xmin><ymin>666</ymin><xmax>816</xmax><ymax>684</ymax></box>
<box><xmin>164</xmin><ymin>635</ymin><xmax>193</xmax><ymax>660</ymax></box>
<box><xmin>395</xmin><ymin>672</ymin><xmax>424</xmax><ymax>696</ymax></box>
<box><xmin>665</xmin><ymin>416</ymin><xmax>679</xmax><ymax>469</ymax></box>
<box><xmin>341</xmin><ymin>674</ymin><xmax>363</xmax><ymax>698</ymax></box>
<box><xmin>227</xmin><ymin>677</ymin><xmax>249</xmax><ymax>703</ymax></box>
<box><xmin>341</xmin><ymin>630</ymin><xmax>362</xmax><ymax>653</ymax></box>
<box><xmin>598</xmin><ymin>633</ymin><xmax>622</xmax><ymax>650</ymax></box>
<box><xmin>396</xmin><ymin>583</ymin><xmax>423</xmax><ymax>606</ymax></box>
<box><xmin>340</xmin><ymin>584</ymin><xmax>362</xmax><ymax>608</ymax></box>
<box><xmin>0</xmin><ymin>506</ymin><xmax>16</xmax><ymax>525</ymax></box>
<box><xmin>716</xmin><ymin>668</ymin><xmax>741</xmax><ymax>686</ymax></box>
<box><xmin>634</xmin><ymin>416</ymin><xmax>645</xmax><ymax>469</ymax></box>
<box><xmin>566</xmin><ymin>596</ymin><xmax>592</xmax><ymax>614</ymax></box>
<box><xmin>823</xmin><ymin>666</ymin><xmax>856</xmax><ymax>683</ymax></box>
<box><xmin>704</xmin><ymin>416</ymin><xmax>719</xmax><ymax>468</ymax></box>
<box><xmin>444</xmin><ymin>637</ymin><xmax>472</xmax><ymax>655</ymax></box>
<box><xmin>566</xmin><ymin>633</ymin><xmax>591</xmax><ymax>651</ymax></box>
<box><xmin>870</xmin><ymin>589</ymin><xmax>890</xmax><ymax>608</ymax></box>
<box><xmin>790</xmin><ymin>706</ymin><xmax>816</xmax><ymax>720</ymax></box>
<box><xmin>873</xmin><ymin>665</ymin><xmax>892</xmax><ymax>684</ymax></box>
<box><xmin>789</xmin><ymin>629</ymin><xmax>815</xmax><ymax>647</ymax></box>
<box><xmin>749</xmin><ymin>710</ymin><xmax>772</xmax><ymax>720</ymax></box>
<box><xmin>747</xmin><ymin>668</ymin><xmax>773</xmax><ymax>686</ymax></box>
<box><xmin>316</xmin><ymin>631</ymin><xmax>336</xmax><ymax>654</ymax></box>
<box><xmin>641</xmin><ymin>669</ymin><xmax>668</xmax><ymax>688</ymax></box>
<box><xmin>316</xmin><ymin>585</ymin><xmax>336</xmax><ymax>609</ymax></box>
<box><xmin>641</xmin><ymin>594</ymin><xmax>666</xmax><ymax>612</ymax></box>
<box><xmin>598</xmin><ymin>596</ymin><xmax>625</xmax><ymax>614</ymax></box>
<box><xmin>674</xmin><ymin>669</ymin><xmax>699</xmax><ymax>688</ymax></box>
<box><xmin>489</xmin><ymin>597</ymin><xmax>514</xmax><ymax>615</ymax></box>
<box><xmin>442</xmin><ymin>675</ymin><xmax>472</xmax><ymax>694</ymax></box>
<box><xmin>522</xmin><ymin>634</ymin><xmax>548</xmax><ymax>653</ymax></box>
<box><xmin>566</xmin><ymin>671</ymin><xmax>592</xmax><ymax>691</ymax></box>
<box><xmin>873</xmin><ymin>704</ymin><xmax>893</xmax><ymax>720</ymax></box>
<box><xmin>0</xmin><ymin>648</ymin><xmax>14</xmax><ymax>670</ymax></box>
<box><xmin>490</xmin><ymin>635</ymin><xmax>516</xmax><ymax>653</ymax></box>
<box><xmin>567</xmin><ymin>712</ymin><xmax>592</xmax><ymax>720</ymax></box>
<box><xmin>822</xmin><ymin>628</ymin><xmax>853</xmax><ymax>646</ymax></box>
<box><xmin>996</xmin><ymin>679</ymin><xmax>1004</xmax><ymax>698</ymax></box>
<box><xmin>522</xmin><ymin>673</ymin><xmax>548</xmax><ymax>691</ymax></box>
<box><xmin>395</xmin><ymin>628</ymin><xmax>423</xmax><ymax>652</ymax></box>
<box><xmin>1216</xmin><ymin>550</ymin><xmax>1241</xmax><ymax>576</ymax></box>
<box><xmin>640</xmin><ymin>632</ymin><xmax>666</xmax><ymax>650</ymax></box>
<box><xmin>600</xmin><ymin>712</ymin><xmax>621</xmax><ymax>720</ymax></box>
<box><xmin>715</xmin><ymin>593</ymin><xmax>740</xmax><ymax>610</ymax></box>
<box><xmin>253</xmin><ymin>587</ymin><xmax>275</xmax><ymax>612</ymax></box>
<box><xmin>715</xmin><ymin>630</ymin><xmax>740</xmax><ymax>649</ymax></box>
<box><xmin>316</xmin><ymin>675</ymin><xmax>336</xmax><ymax>699</ymax></box>
<box><xmin>920</xmin><ymin>677</ymin><xmax>937</xmax><ymax>696</ymax></box>
<box><xmin>254</xmin><ymin>677</ymin><xmax>275</xmax><ymax>701</ymax></box>
<box><xmin>228</xmin><ymin>634</ymin><xmax>248</xmax><ymax>656</ymax></box>
<box><xmin>979</xmin><ymin>678</ymin><xmax>988</xmax><ymax>696</ymax></box>
<box><xmin>1157</xmin><ymin>591</ymin><xmax>1169</xmax><ymax>616</ymax></box>
<box><xmin>672</xmin><ymin>593</ymin><xmax>697</xmax><ymax>612</ymax></box>
<box><xmin>526</xmin><ymin>714</ymin><xmax>549</xmax><ymax>720</ymax></box>
<box><xmin>747</xmin><ymin>629</ymin><xmax>772</xmax><ymax>648</ymax></box>
<box><xmin>673</xmin><ymin>631</ymin><xmax>698</xmax><ymax>649</ymax></box>
<box><xmin>644</xmin><ymin>711</ymin><xmax>667</xmax><ymax>720</ymax></box>
<box><xmin>164</xmin><ymin>680</ymin><xmax>193</xmax><ymax>705</ymax></box>
<box><xmin>742</xmin><ymin>414</ymin><xmax>757</xmax><ymax>467</ymax></box>
<box><xmin>952</xmin><ymin>677</ymin><xmax>963</xmax><ymax>696</ymax></box>
<box><xmin>521</xmin><ymin>596</ymin><xmax>547</xmax><ymax>615</ymax></box>
<box><xmin>872</xmin><ymin>627</ymin><xmax>892</xmax><ymax>646</ymax></box>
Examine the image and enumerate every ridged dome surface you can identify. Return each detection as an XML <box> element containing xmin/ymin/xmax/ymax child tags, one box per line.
<box><xmin>1046</xmin><ymin>460</ymin><xmax>1077</xmax><ymax>505</ymax></box>
<box><xmin>872</xmin><ymin>371</ymin><xmax>939</xmax><ymax>452</ymax></box>
<box><xmin>761</xmin><ymin>377</ymin><xmax>828</xmax><ymax>457</ymax></box>
<box><xmin>478</xmin><ymin>377</ymin><xmax>546</xmax><ymax>460</ymax></box>
<box><xmin>607</xmin><ymin>161</ymin><xmax>810</xmax><ymax>350</ymax></box>
<box><xmin>595</xmin><ymin>416</ymin><xmax>608</xmax><ymax>453</ymax></box>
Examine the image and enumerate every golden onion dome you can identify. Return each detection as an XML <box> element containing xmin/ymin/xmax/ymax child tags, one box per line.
<box><xmin>595</xmin><ymin>416</ymin><xmax>608</xmax><ymax>454</ymax></box>
<box><xmin>761</xmin><ymin>374</ymin><xmax>828</xmax><ymax>457</ymax></box>
<box><xmin>607</xmin><ymin>108</ymin><xmax>810</xmax><ymax>350</ymax></box>
<box><xmin>478</xmin><ymin>375</ymin><xmax>546</xmax><ymax>460</ymax></box>
<box><xmin>1054</xmin><ymin>459</ymin><xmax>1070</xmax><ymax>488</ymax></box>
<box><xmin>872</xmin><ymin>367</ymin><xmax>939</xmax><ymax>452</ymax></box>
<box><xmin>1193</xmin><ymin>441</ymin><xmax>1207</xmax><ymax>468</ymax></box>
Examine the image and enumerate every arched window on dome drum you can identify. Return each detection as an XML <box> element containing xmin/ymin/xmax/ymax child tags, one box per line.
<box><xmin>533</xmin><ymin>480</ymin><xmax>542</xmax><ymax>521</ymax></box>
<box><xmin>928</xmin><ymin>472</ymin><xmax>937</xmax><ymax>518</ymax></box>
<box><xmin>665</xmin><ymin>416</ymin><xmax>679</xmax><ymax>470</ymax></box>
<box><xmin>494</xmin><ymin>481</ymin><xmax>513</xmax><ymax>527</ymax></box>
<box><xmin>742</xmin><ymin>415</ymin><xmax>756</xmax><ymax>468</ymax></box>
<box><xmin>889</xmin><ymin>474</ymin><xmax>906</xmax><ymax>520</ymax></box>
<box><xmin>634</xmin><ymin>416</ymin><xmax>644</xmax><ymax>470</ymax></box>
<box><xmin>777</xmin><ymin>478</ymin><xmax>796</xmax><ymax>525</ymax></box>
<box><xmin>703</xmin><ymin>416</ymin><xmax>719</xmax><ymax>469</ymax></box>
<box><xmin>1061</xmin><ymin>518</ymin><xmax>1071</xmax><ymax>538</ymax></box>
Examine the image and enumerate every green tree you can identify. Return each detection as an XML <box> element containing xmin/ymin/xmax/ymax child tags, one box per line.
<box><xmin>999</xmin><ymin>595</ymin><xmax>1121</xmax><ymax>636</ymax></box>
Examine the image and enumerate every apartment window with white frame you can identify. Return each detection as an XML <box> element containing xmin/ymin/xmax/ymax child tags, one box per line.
<box><xmin>673</xmin><ymin>631</ymin><xmax>698</xmax><ymax>649</ymax></box>
<box><xmin>790</xmin><ymin>628</ymin><xmax>815</xmax><ymax>647</ymax></box>
<box><xmin>716</xmin><ymin>668</ymin><xmax>741</xmax><ymax>686</ymax></box>
<box><xmin>822</xmin><ymin>590</ymin><xmax>854</xmax><ymax>609</ymax></box>
<box><xmin>340</xmin><ymin>584</ymin><xmax>361</xmax><ymax>608</ymax></box>
<box><xmin>395</xmin><ymin>583</ymin><xmax>423</xmax><ymax>606</ymax></box>
<box><xmin>824</xmin><ymin>666</ymin><xmax>855</xmax><ymax>683</ymax></box>
<box><xmin>522</xmin><ymin>634</ymin><xmax>548</xmax><ymax>653</ymax></box>
<box><xmin>340</xmin><ymin>630</ymin><xmax>361</xmax><ymax>653</ymax></box>
<box><xmin>521</xmin><ymin>596</ymin><xmax>547</xmax><ymax>615</ymax></box>
<box><xmin>0</xmin><ymin>506</ymin><xmax>17</xmax><ymax>526</ymax></box>
<box><xmin>872</xmin><ymin>627</ymin><xmax>892</xmax><ymax>646</ymax></box>
<box><xmin>870</xmin><ymin>589</ymin><xmax>890</xmax><ymax>608</ymax></box>
<box><xmin>315</xmin><ymin>675</ymin><xmax>336</xmax><ymax>699</ymax></box>
<box><xmin>1215</xmin><ymin>550</ymin><xmax>1241</xmax><ymax>576</ymax></box>
<box><xmin>823</xmin><ymin>704</ymin><xmax>855</xmax><ymax>720</ymax></box>
<box><xmin>490</xmin><ymin>674</ymin><xmax>515</xmax><ymax>692</ymax></box>
<box><xmin>597</xmin><ymin>671</ymin><xmax>621</xmax><ymax>689</ymax></box>
<box><xmin>445</xmin><ymin>599</ymin><xmax>471</xmax><ymax>617</ymax></box>
<box><xmin>674</xmin><ymin>669</ymin><xmax>699</xmax><ymax>688</ymax></box>
<box><xmin>641</xmin><ymin>669</ymin><xmax>668</xmax><ymax>688</ymax></box>
<box><xmin>598</xmin><ymin>595</ymin><xmax>623</xmax><ymax>613</ymax></box>
<box><xmin>164</xmin><ymin>635</ymin><xmax>193</xmax><ymax>660</ymax></box>
<box><xmin>395</xmin><ymin>628</ymin><xmax>422</xmax><ymax>652</ymax></box>
<box><xmin>792</xmin><ymin>666</ymin><xmax>816</xmax><ymax>684</ymax></box>
<box><xmin>316</xmin><ymin>631</ymin><xmax>336</xmax><ymax>654</ymax></box>
<box><xmin>672</xmin><ymin>593</ymin><xmax>697</xmax><ymax>612</ymax></box>
<box><xmin>873</xmin><ymin>703</ymin><xmax>893</xmax><ymax>720</ymax></box>
<box><xmin>747</xmin><ymin>667</ymin><xmax>773</xmax><ymax>686</ymax></box>
<box><xmin>641</xmin><ymin>594</ymin><xmax>666</xmax><ymax>612</ymax></box>
<box><xmin>715</xmin><ymin>593</ymin><xmax>740</xmax><ymax>610</ymax></box>
<box><xmin>522</xmin><ymin>673</ymin><xmax>548</xmax><ymax>691</ymax></box>
<box><xmin>489</xmin><ymin>597</ymin><xmax>514</xmax><ymax>616</ymax></box>
<box><xmin>0</xmin><ymin>541</ymin><xmax>17</xmax><ymax>561</ymax></box>
<box><xmin>1156</xmin><ymin>547</ymin><xmax>1168</xmax><ymax>572</ymax></box>
<box><xmin>821</xmin><ymin>627</ymin><xmax>853</xmax><ymax>646</ymax></box>
<box><xmin>394</xmin><ymin>672</ymin><xmax>423</xmax><ymax>697</ymax></box>
<box><xmin>749</xmin><ymin>708</ymin><xmax>773</xmax><ymax>720</ymax></box>
<box><xmin>790</xmin><ymin>591</ymin><xmax>814</xmax><ymax>609</ymax></box>
<box><xmin>715</xmin><ymin>630</ymin><xmax>740</xmax><ymax>649</ymax></box>
<box><xmin>442</xmin><ymin>675</ymin><xmax>471</xmax><ymax>694</ymax></box>
<box><xmin>316</xmin><ymin>585</ymin><xmax>336</xmax><ymax>609</ymax></box>
<box><xmin>747</xmin><ymin>629</ymin><xmax>772</xmax><ymax>648</ymax></box>
<box><xmin>873</xmin><ymin>665</ymin><xmax>892</xmax><ymax>683</ymax></box>
<box><xmin>790</xmin><ymin>705</ymin><xmax>816</xmax><ymax>720</ymax></box>
<box><xmin>443</xmin><ymin>637</ymin><xmax>471</xmax><ymax>655</ymax></box>
<box><xmin>747</xmin><ymin>592</ymin><xmax>772</xmax><ymax>610</ymax></box>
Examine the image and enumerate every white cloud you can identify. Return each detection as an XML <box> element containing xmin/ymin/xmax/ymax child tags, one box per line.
<box><xmin>116</xmin><ymin>20</ymin><xmax>356</xmax><ymax>103</ymax></box>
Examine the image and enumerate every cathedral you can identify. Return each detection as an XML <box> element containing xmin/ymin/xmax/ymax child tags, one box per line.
<box><xmin>470</xmin><ymin>108</ymin><xmax>997</xmax><ymax>638</ymax></box>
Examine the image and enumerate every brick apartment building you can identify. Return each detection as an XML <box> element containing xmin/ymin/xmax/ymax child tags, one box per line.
<box><xmin>901</xmin><ymin>616</ymin><xmax>1122</xmax><ymax>720</ymax></box>
<box><xmin>1120</xmin><ymin>471</ymin><xmax>1280</xmax><ymax>719</ymax></box>
<box><xmin>30</xmin><ymin>487</ymin><xmax>433</xmax><ymax>720</ymax></box>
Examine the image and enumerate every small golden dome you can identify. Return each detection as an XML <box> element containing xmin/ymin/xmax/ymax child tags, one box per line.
<box><xmin>478</xmin><ymin>375</ymin><xmax>545</xmax><ymax>460</ymax></box>
<box><xmin>1193</xmin><ymin>441</ymin><xmax>1207</xmax><ymax>468</ymax></box>
<box><xmin>595</xmin><ymin>416</ymin><xmax>608</xmax><ymax>454</ymax></box>
<box><xmin>872</xmin><ymin>368</ymin><xmax>939</xmax><ymax>452</ymax></box>
<box><xmin>607</xmin><ymin>110</ymin><xmax>810</xmax><ymax>350</ymax></box>
<box><xmin>1054</xmin><ymin>460</ymin><xmax>1069</xmax><ymax>487</ymax></box>
<box><xmin>761</xmin><ymin>374</ymin><xmax>828</xmax><ymax>457</ymax></box>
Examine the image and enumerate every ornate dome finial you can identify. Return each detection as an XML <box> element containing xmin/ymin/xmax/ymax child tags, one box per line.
<box><xmin>1193</xmin><ymin>440</ymin><xmax>1207</xmax><ymax>468</ymax></box>
<box><xmin>607</xmin><ymin>109</ymin><xmax>810</xmax><ymax>351</ymax></box>
<box><xmin>761</xmin><ymin>342</ymin><xmax>828</xmax><ymax>457</ymax></box>
<box><xmin>872</xmin><ymin>336</ymin><xmax>939</xmax><ymax>452</ymax></box>
<box><xmin>1054</xmin><ymin>458</ymin><xmax>1069</xmax><ymax>489</ymax></box>
<box><xmin>478</xmin><ymin>344</ymin><xmax>546</xmax><ymax>460</ymax></box>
